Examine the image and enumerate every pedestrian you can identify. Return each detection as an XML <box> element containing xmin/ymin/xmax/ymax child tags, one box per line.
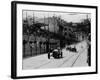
<box><xmin>23</xmin><ymin>40</ymin><xmax>27</xmax><ymax>57</ymax></box>
<box><xmin>29</xmin><ymin>41</ymin><xmax>34</xmax><ymax>56</ymax></box>
<box><xmin>86</xmin><ymin>39</ymin><xmax>91</xmax><ymax>66</ymax></box>
<box><xmin>48</xmin><ymin>48</ymin><xmax>53</xmax><ymax>59</ymax></box>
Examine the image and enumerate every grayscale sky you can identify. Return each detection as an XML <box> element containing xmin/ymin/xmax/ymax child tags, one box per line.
<box><xmin>23</xmin><ymin>11</ymin><xmax>91</xmax><ymax>23</ymax></box>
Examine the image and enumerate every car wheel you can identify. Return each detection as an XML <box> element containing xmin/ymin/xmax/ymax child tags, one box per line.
<box><xmin>48</xmin><ymin>53</ymin><xmax>50</xmax><ymax>59</ymax></box>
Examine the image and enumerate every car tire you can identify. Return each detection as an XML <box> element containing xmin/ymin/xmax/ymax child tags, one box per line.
<box><xmin>48</xmin><ymin>53</ymin><xmax>50</xmax><ymax>59</ymax></box>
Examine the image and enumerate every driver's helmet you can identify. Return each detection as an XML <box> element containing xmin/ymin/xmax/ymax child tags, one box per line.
<box><xmin>57</xmin><ymin>47</ymin><xmax>60</xmax><ymax>50</ymax></box>
<box><xmin>54</xmin><ymin>49</ymin><xmax>58</xmax><ymax>52</ymax></box>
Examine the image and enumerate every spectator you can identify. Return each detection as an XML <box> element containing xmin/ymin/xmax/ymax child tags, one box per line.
<box><xmin>86</xmin><ymin>39</ymin><xmax>91</xmax><ymax>66</ymax></box>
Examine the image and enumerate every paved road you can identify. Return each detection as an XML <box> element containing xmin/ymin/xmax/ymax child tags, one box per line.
<box><xmin>23</xmin><ymin>40</ymin><xmax>88</xmax><ymax>69</ymax></box>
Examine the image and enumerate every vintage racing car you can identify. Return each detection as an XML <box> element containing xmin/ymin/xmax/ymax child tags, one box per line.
<box><xmin>66</xmin><ymin>45</ymin><xmax>77</xmax><ymax>52</ymax></box>
<box><xmin>48</xmin><ymin>48</ymin><xmax>63</xmax><ymax>59</ymax></box>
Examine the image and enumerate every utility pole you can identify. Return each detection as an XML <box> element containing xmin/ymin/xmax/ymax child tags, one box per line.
<box><xmin>26</xmin><ymin>11</ymin><xmax>32</xmax><ymax>57</ymax></box>
<box><xmin>54</xmin><ymin>14</ymin><xmax>55</xmax><ymax>33</ymax></box>
<box><xmin>44</xmin><ymin>16</ymin><xmax>46</xmax><ymax>31</ymax></box>
<box><xmin>46</xmin><ymin>13</ymin><xmax>50</xmax><ymax>52</ymax></box>
<box><xmin>33</xmin><ymin>11</ymin><xmax>37</xmax><ymax>56</ymax></box>
<box><xmin>86</xmin><ymin>14</ymin><xmax>88</xmax><ymax>19</ymax></box>
<box><xmin>44</xmin><ymin>16</ymin><xmax>46</xmax><ymax>52</ymax></box>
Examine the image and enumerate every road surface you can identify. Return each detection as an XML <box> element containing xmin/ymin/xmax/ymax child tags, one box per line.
<box><xmin>23</xmin><ymin>40</ymin><xmax>88</xmax><ymax>69</ymax></box>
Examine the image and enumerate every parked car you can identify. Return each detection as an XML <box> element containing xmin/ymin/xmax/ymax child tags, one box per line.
<box><xmin>48</xmin><ymin>47</ymin><xmax>63</xmax><ymax>59</ymax></box>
